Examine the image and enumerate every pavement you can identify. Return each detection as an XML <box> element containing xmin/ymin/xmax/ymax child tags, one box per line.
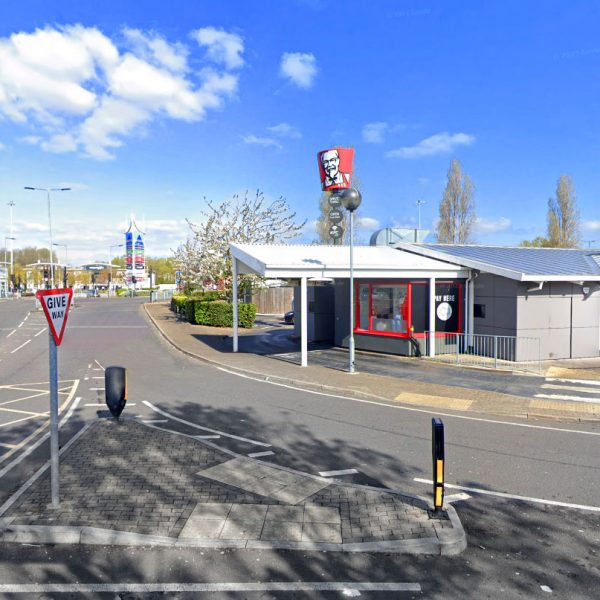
<box><xmin>0</xmin><ymin>300</ymin><xmax>470</xmax><ymax>555</ymax></box>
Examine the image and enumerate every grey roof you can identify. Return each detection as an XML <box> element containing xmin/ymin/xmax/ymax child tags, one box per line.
<box><xmin>398</xmin><ymin>244</ymin><xmax>600</xmax><ymax>281</ymax></box>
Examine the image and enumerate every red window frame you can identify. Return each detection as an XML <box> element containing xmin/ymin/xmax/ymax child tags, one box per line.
<box><xmin>354</xmin><ymin>280</ymin><xmax>463</xmax><ymax>338</ymax></box>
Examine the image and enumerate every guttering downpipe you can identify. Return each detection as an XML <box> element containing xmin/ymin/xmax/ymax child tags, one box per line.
<box><xmin>527</xmin><ymin>281</ymin><xmax>544</xmax><ymax>293</ymax></box>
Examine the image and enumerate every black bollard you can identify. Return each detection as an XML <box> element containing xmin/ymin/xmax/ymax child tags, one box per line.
<box><xmin>105</xmin><ymin>366</ymin><xmax>127</xmax><ymax>419</ymax></box>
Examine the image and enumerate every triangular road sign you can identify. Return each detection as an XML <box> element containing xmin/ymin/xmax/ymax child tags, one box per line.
<box><xmin>36</xmin><ymin>288</ymin><xmax>74</xmax><ymax>346</ymax></box>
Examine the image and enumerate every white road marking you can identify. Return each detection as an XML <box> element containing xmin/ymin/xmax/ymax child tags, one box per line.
<box><xmin>444</xmin><ymin>493</ymin><xmax>472</xmax><ymax>503</ymax></box>
<box><xmin>88</xmin><ymin>363</ymin><xmax>92</xmax><ymax>368</ymax></box>
<box><xmin>541</xmin><ymin>383</ymin><xmax>600</xmax><ymax>395</ymax></box>
<box><xmin>0</xmin><ymin>421</ymin><xmax>93</xmax><ymax>518</ymax></box>
<box><xmin>34</xmin><ymin>327</ymin><xmax>46</xmax><ymax>337</ymax></box>
<box><xmin>69</xmin><ymin>325</ymin><xmax>148</xmax><ymax>328</ymax></box>
<box><xmin>6</xmin><ymin>329</ymin><xmax>16</xmax><ymax>338</ymax></box>
<box><xmin>89</xmin><ymin>387</ymin><xmax>105</xmax><ymax>391</ymax></box>
<box><xmin>540</xmin><ymin>585</ymin><xmax>553</xmax><ymax>593</ymax></box>
<box><xmin>94</xmin><ymin>359</ymin><xmax>105</xmax><ymax>371</ymax></box>
<box><xmin>0</xmin><ymin>583</ymin><xmax>420</xmax><ymax>594</ymax></box>
<box><xmin>247</xmin><ymin>450</ymin><xmax>275</xmax><ymax>458</ymax></box>
<box><xmin>10</xmin><ymin>340</ymin><xmax>31</xmax><ymax>353</ymax></box>
<box><xmin>91</xmin><ymin>376</ymin><xmax>104</xmax><ymax>379</ymax></box>
<box><xmin>318</xmin><ymin>469</ymin><xmax>360</xmax><ymax>477</ymax></box>
<box><xmin>414</xmin><ymin>478</ymin><xmax>600</xmax><ymax>512</ymax></box>
<box><xmin>84</xmin><ymin>402</ymin><xmax>136</xmax><ymax>407</ymax></box>
<box><xmin>0</xmin><ymin>394</ymin><xmax>81</xmax><ymax>481</ymax></box>
<box><xmin>143</xmin><ymin>400</ymin><xmax>271</xmax><ymax>447</ymax></box>
<box><xmin>142</xmin><ymin>419</ymin><xmax>169</xmax><ymax>424</ymax></box>
<box><xmin>534</xmin><ymin>393</ymin><xmax>600</xmax><ymax>404</ymax></box>
<box><xmin>216</xmin><ymin>367</ymin><xmax>600</xmax><ymax>437</ymax></box>
<box><xmin>84</xmin><ymin>376</ymin><xmax>89</xmax><ymax>381</ymax></box>
<box><xmin>546</xmin><ymin>377</ymin><xmax>600</xmax><ymax>387</ymax></box>
<box><xmin>195</xmin><ymin>434</ymin><xmax>221</xmax><ymax>439</ymax></box>
<box><xmin>17</xmin><ymin>321</ymin><xmax>24</xmax><ymax>328</ymax></box>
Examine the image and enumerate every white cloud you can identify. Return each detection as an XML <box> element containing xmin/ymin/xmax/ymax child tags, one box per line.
<box><xmin>268</xmin><ymin>122</ymin><xmax>301</xmax><ymax>138</ymax></box>
<box><xmin>582</xmin><ymin>220</ymin><xmax>600</xmax><ymax>231</ymax></box>
<box><xmin>241</xmin><ymin>135</ymin><xmax>282</xmax><ymax>149</ymax></box>
<box><xmin>386</xmin><ymin>132</ymin><xmax>475</xmax><ymax>158</ymax></box>
<box><xmin>0</xmin><ymin>141</ymin><xmax>5</xmax><ymax>150</ymax></box>
<box><xmin>362</xmin><ymin>122</ymin><xmax>388</xmax><ymax>144</ymax></box>
<box><xmin>280</xmin><ymin>52</ymin><xmax>317</xmax><ymax>89</ymax></box>
<box><xmin>473</xmin><ymin>217</ymin><xmax>511</xmax><ymax>234</ymax></box>
<box><xmin>192</xmin><ymin>27</ymin><xmax>244</xmax><ymax>69</ymax></box>
<box><xmin>356</xmin><ymin>216</ymin><xmax>380</xmax><ymax>230</ymax></box>
<box><xmin>0</xmin><ymin>24</ymin><xmax>245</xmax><ymax>160</ymax></box>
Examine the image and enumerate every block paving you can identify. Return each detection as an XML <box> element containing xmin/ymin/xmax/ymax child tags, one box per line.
<box><xmin>2</xmin><ymin>418</ymin><xmax>451</xmax><ymax>546</ymax></box>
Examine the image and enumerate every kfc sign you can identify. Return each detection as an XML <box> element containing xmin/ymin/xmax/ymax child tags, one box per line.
<box><xmin>318</xmin><ymin>147</ymin><xmax>354</xmax><ymax>191</ymax></box>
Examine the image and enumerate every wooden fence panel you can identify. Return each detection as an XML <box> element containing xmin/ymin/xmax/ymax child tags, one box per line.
<box><xmin>251</xmin><ymin>287</ymin><xmax>294</xmax><ymax>315</ymax></box>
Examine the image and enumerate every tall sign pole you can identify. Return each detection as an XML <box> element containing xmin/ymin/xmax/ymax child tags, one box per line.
<box><xmin>36</xmin><ymin>288</ymin><xmax>73</xmax><ymax>508</ymax></box>
<box><xmin>317</xmin><ymin>148</ymin><xmax>360</xmax><ymax>373</ymax></box>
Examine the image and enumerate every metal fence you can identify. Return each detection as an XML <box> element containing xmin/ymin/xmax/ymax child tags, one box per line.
<box><xmin>423</xmin><ymin>332</ymin><xmax>541</xmax><ymax>374</ymax></box>
<box><xmin>149</xmin><ymin>289</ymin><xmax>175</xmax><ymax>302</ymax></box>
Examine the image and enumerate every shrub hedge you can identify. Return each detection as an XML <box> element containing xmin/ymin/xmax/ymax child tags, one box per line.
<box><xmin>170</xmin><ymin>294</ymin><xmax>256</xmax><ymax>328</ymax></box>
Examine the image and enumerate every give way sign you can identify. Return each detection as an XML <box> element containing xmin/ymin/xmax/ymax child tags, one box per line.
<box><xmin>36</xmin><ymin>288</ymin><xmax>74</xmax><ymax>346</ymax></box>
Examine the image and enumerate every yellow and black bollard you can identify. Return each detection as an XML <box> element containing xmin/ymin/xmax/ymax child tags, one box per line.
<box><xmin>432</xmin><ymin>418</ymin><xmax>445</xmax><ymax>511</ymax></box>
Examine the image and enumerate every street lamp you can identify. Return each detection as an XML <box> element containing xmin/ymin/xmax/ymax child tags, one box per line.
<box><xmin>416</xmin><ymin>200</ymin><xmax>426</xmax><ymax>234</ymax></box>
<box><xmin>7</xmin><ymin>200</ymin><xmax>15</xmax><ymax>278</ymax></box>
<box><xmin>24</xmin><ymin>187</ymin><xmax>71</xmax><ymax>288</ymax></box>
<box><xmin>52</xmin><ymin>242</ymin><xmax>68</xmax><ymax>265</ymax></box>
<box><xmin>4</xmin><ymin>237</ymin><xmax>15</xmax><ymax>291</ymax></box>
<box><xmin>108</xmin><ymin>243</ymin><xmax>124</xmax><ymax>297</ymax></box>
<box><xmin>338</xmin><ymin>188</ymin><xmax>362</xmax><ymax>374</ymax></box>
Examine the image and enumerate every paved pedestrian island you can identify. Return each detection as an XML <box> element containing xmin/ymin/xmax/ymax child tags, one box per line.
<box><xmin>0</xmin><ymin>418</ymin><xmax>466</xmax><ymax>554</ymax></box>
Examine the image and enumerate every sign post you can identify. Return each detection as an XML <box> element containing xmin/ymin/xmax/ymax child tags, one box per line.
<box><xmin>35</xmin><ymin>288</ymin><xmax>73</xmax><ymax>509</ymax></box>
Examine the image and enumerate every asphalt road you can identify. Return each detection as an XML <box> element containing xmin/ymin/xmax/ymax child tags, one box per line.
<box><xmin>0</xmin><ymin>297</ymin><xmax>598</xmax><ymax>598</ymax></box>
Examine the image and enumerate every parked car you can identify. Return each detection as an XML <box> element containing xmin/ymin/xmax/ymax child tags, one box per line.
<box><xmin>284</xmin><ymin>310</ymin><xmax>294</xmax><ymax>325</ymax></box>
<box><xmin>86</xmin><ymin>289</ymin><xmax>99</xmax><ymax>298</ymax></box>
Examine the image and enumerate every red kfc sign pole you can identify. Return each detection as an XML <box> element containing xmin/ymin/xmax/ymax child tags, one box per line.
<box><xmin>36</xmin><ymin>288</ymin><xmax>73</xmax><ymax>508</ymax></box>
<box><xmin>317</xmin><ymin>148</ymin><xmax>361</xmax><ymax>373</ymax></box>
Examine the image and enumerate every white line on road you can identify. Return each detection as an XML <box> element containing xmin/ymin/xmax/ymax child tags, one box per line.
<box><xmin>84</xmin><ymin>403</ymin><xmax>136</xmax><ymax>407</ymax></box>
<box><xmin>247</xmin><ymin>450</ymin><xmax>275</xmax><ymax>458</ymax></box>
<box><xmin>34</xmin><ymin>327</ymin><xmax>46</xmax><ymax>337</ymax></box>
<box><xmin>444</xmin><ymin>493</ymin><xmax>472</xmax><ymax>503</ymax></box>
<box><xmin>17</xmin><ymin>321</ymin><xmax>24</xmax><ymax>328</ymax></box>
<box><xmin>94</xmin><ymin>359</ymin><xmax>105</xmax><ymax>371</ymax></box>
<box><xmin>0</xmin><ymin>582</ymin><xmax>421</xmax><ymax>594</ymax></box>
<box><xmin>10</xmin><ymin>340</ymin><xmax>31</xmax><ymax>353</ymax></box>
<box><xmin>0</xmin><ymin>396</ymin><xmax>81</xmax><ymax>483</ymax></box>
<box><xmin>319</xmin><ymin>469</ymin><xmax>359</xmax><ymax>477</ymax></box>
<box><xmin>534</xmin><ymin>393</ymin><xmax>600</xmax><ymax>404</ymax></box>
<box><xmin>542</xmin><ymin>383</ymin><xmax>600</xmax><ymax>395</ymax></box>
<box><xmin>216</xmin><ymin>367</ymin><xmax>600</xmax><ymax>437</ymax></box>
<box><xmin>143</xmin><ymin>400</ymin><xmax>271</xmax><ymax>447</ymax></box>
<box><xmin>414</xmin><ymin>478</ymin><xmax>600</xmax><ymax>512</ymax></box>
<box><xmin>0</xmin><ymin>421</ymin><xmax>92</xmax><ymax>518</ymax></box>
<box><xmin>142</xmin><ymin>419</ymin><xmax>169</xmax><ymax>424</ymax></box>
<box><xmin>91</xmin><ymin>376</ymin><xmax>104</xmax><ymax>379</ymax></box>
<box><xmin>6</xmin><ymin>329</ymin><xmax>16</xmax><ymax>338</ymax></box>
<box><xmin>546</xmin><ymin>377</ymin><xmax>600</xmax><ymax>387</ymax></box>
<box><xmin>89</xmin><ymin>387</ymin><xmax>105</xmax><ymax>391</ymax></box>
<box><xmin>195</xmin><ymin>434</ymin><xmax>221</xmax><ymax>439</ymax></box>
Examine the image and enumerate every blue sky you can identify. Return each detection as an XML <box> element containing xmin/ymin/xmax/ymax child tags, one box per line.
<box><xmin>1</xmin><ymin>0</ymin><xmax>600</xmax><ymax>262</ymax></box>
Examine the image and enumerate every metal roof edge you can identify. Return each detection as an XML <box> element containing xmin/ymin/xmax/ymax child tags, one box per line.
<box><xmin>394</xmin><ymin>243</ymin><xmax>525</xmax><ymax>281</ymax></box>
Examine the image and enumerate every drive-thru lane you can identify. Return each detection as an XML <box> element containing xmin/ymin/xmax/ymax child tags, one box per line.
<box><xmin>1</xmin><ymin>297</ymin><xmax>598</xmax><ymax>598</ymax></box>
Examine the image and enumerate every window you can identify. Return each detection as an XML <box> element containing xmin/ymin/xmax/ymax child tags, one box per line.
<box><xmin>355</xmin><ymin>280</ymin><xmax>462</xmax><ymax>338</ymax></box>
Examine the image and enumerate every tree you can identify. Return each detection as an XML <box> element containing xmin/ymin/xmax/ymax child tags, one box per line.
<box><xmin>436</xmin><ymin>159</ymin><xmax>476</xmax><ymax>244</ymax></box>
<box><xmin>547</xmin><ymin>175</ymin><xmax>579</xmax><ymax>248</ymax></box>
<box><xmin>520</xmin><ymin>236</ymin><xmax>550</xmax><ymax>248</ymax></box>
<box><xmin>173</xmin><ymin>190</ymin><xmax>305</xmax><ymax>296</ymax></box>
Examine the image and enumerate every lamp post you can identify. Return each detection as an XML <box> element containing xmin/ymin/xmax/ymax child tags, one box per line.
<box><xmin>7</xmin><ymin>200</ymin><xmax>15</xmax><ymax>279</ymax></box>
<box><xmin>108</xmin><ymin>243</ymin><xmax>124</xmax><ymax>297</ymax></box>
<box><xmin>53</xmin><ymin>243</ymin><xmax>68</xmax><ymax>288</ymax></box>
<box><xmin>338</xmin><ymin>188</ymin><xmax>362</xmax><ymax>374</ymax></box>
<box><xmin>24</xmin><ymin>187</ymin><xmax>71</xmax><ymax>288</ymax></box>
<box><xmin>416</xmin><ymin>200</ymin><xmax>426</xmax><ymax>234</ymax></box>
<box><xmin>4</xmin><ymin>237</ymin><xmax>15</xmax><ymax>292</ymax></box>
